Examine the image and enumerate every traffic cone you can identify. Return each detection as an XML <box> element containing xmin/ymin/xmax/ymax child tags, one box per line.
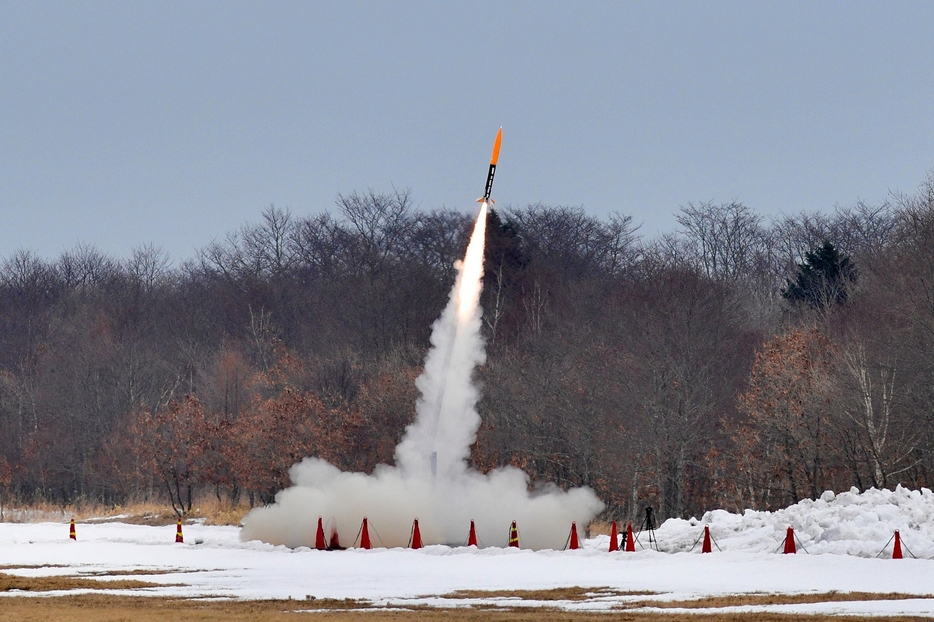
<box><xmin>893</xmin><ymin>530</ymin><xmax>903</xmax><ymax>559</ymax></box>
<box><xmin>625</xmin><ymin>522</ymin><xmax>635</xmax><ymax>552</ymax></box>
<box><xmin>568</xmin><ymin>522</ymin><xmax>580</xmax><ymax>550</ymax></box>
<box><xmin>175</xmin><ymin>518</ymin><xmax>184</xmax><ymax>543</ymax></box>
<box><xmin>508</xmin><ymin>521</ymin><xmax>519</xmax><ymax>548</ymax></box>
<box><xmin>360</xmin><ymin>517</ymin><xmax>371</xmax><ymax>550</ymax></box>
<box><xmin>467</xmin><ymin>520</ymin><xmax>478</xmax><ymax>547</ymax></box>
<box><xmin>702</xmin><ymin>525</ymin><xmax>712</xmax><ymax>553</ymax></box>
<box><xmin>69</xmin><ymin>518</ymin><xmax>76</xmax><ymax>541</ymax></box>
<box><xmin>410</xmin><ymin>518</ymin><xmax>423</xmax><ymax>549</ymax></box>
<box><xmin>328</xmin><ymin>528</ymin><xmax>341</xmax><ymax>550</ymax></box>
<box><xmin>608</xmin><ymin>521</ymin><xmax>619</xmax><ymax>552</ymax></box>
<box><xmin>783</xmin><ymin>526</ymin><xmax>796</xmax><ymax>554</ymax></box>
<box><xmin>315</xmin><ymin>517</ymin><xmax>327</xmax><ymax>550</ymax></box>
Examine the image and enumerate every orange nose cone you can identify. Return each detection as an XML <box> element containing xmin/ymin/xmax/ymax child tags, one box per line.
<box><xmin>490</xmin><ymin>127</ymin><xmax>502</xmax><ymax>166</ymax></box>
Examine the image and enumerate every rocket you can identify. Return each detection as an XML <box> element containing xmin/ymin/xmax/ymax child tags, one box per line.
<box><xmin>478</xmin><ymin>127</ymin><xmax>502</xmax><ymax>204</ymax></box>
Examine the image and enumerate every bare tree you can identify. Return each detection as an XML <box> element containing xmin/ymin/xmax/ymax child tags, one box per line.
<box><xmin>126</xmin><ymin>244</ymin><xmax>171</xmax><ymax>292</ymax></box>
<box><xmin>676</xmin><ymin>201</ymin><xmax>766</xmax><ymax>281</ymax></box>
<box><xmin>242</xmin><ymin>205</ymin><xmax>296</xmax><ymax>276</ymax></box>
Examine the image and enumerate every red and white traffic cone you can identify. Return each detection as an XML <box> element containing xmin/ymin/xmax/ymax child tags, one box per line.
<box><xmin>360</xmin><ymin>517</ymin><xmax>371</xmax><ymax>550</ymax></box>
<box><xmin>467</xmin><ymin>520</ymin><xmax>478</xmax><ymax>547</ymax></box>
<box><xmin>608</xmin><ymin>521</ymin><xmax>619</xmax><ymax>552</ymax></box>
<box><xmin>410</xmin><ymin>518</ymin><xmax>423</xmax><ymax>549</ymax></box>
<box><xmin>315</xmin><ymin>516</ymin><xmax>327</xmax><ymax>550</ymax></box>
<box><xmin>567</xmin><ymin>522</ymin><xmax>580</xmax><ymax>550</ymax></box>
<box><xmin>783</xmin><ymin>526</ymin><xmax>796</xmax><ymax>554</ymax></box>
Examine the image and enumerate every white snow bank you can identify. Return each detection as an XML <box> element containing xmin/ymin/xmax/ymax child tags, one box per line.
<box><xmin>653</xmin><ymin>485</ymin><xmax>934</xmax><ymax>558</ymax></box>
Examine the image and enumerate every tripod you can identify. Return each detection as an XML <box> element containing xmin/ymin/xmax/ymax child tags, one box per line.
<box><xmin>635</xmin><ymin>507</ymin><xmax>659</xmax><ymax>551</ymax></box>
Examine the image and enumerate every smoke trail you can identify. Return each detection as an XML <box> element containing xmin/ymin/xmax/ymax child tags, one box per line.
<box><xmin>394</xmin><ymin>202</ymin><xmax>488</xmax><ymax>480</ymax></box>
<box><xmin>240</xmin><ymin>203</ymin><xmax>603</xmax><ymax>550</ymax></box>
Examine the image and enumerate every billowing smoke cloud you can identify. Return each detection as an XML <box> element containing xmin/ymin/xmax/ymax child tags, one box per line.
<box><xmin>240</xmin><ymin>204</ymin><xmax>603</xmax><ymax>549</ymax></box>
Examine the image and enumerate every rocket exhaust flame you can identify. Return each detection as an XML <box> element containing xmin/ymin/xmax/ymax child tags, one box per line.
<box><xmin>239</xmin><ymin>132</ymin><xmax>602</xmax><ymax>550</ymax></box>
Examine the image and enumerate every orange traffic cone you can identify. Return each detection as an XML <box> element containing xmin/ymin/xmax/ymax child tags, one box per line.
<box><xmin>315</xmin><ymin>517</ymin><xmax>327</xmax><ymax>550</ymax></box>
<box><xmin>893</xmin><ymin>530</ymin><xmax>903</xmax><ymax>559</ymax></box>
<box><xmin>360</xmin><ymin>517</ymin><xmax>371</xmax><ymax>550</ymax></box>
<box><xmin>410</xmin><ymin>518</ymin><xmax>423</xmax><ymax>549</ymax></box>
<box><xmin>69</xmin><ymin>518</ymin><xmax>76</xmax><ymax>541</ymax></box>
<box><xmin>702</xmin><ymin>525</ymin><xmax>712</xmax><ymax>553</ymax></box>
<box><xmin>467</xmin><ymin>520</ymin><xmax>478</xmax><ymax>547</ymax></box>
<box><xmin>175</xmin><ymin>518</ymin><xmax>184</xmax><ymax>543</ymax></box>
<box><xmin>608</xmin><ymin>521</ymin><xmax>619</xmax><ymax>552</ymax></box>
<box><xmin>508</xmin><ymin>521</ymin><xmax>519</xmax><ymax>548</ymax></box>
<box><xmin>328</xmin><ymin>528</ymin><xmax>341</xmax><ymax>550</ymax></box>
<box><xmin>783</xmin><ymin>526</ymin><xmax>796</xmax><ymax>554</ymax></box>
<box><xmin>625</xmin><ymin>522</ymin><xmax>635</xmax><ymax>552</ymax></box>
<box><xmin>567</xmin><ymin>522</ymin><xmax>580</xmax><ymax>550</ymax></box>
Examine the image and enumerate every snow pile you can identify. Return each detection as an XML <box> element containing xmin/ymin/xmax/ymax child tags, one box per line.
<box><xmin>651</xmin><ymin>486</ymin><xmax>934</xmax><ymax>557</ymax></box>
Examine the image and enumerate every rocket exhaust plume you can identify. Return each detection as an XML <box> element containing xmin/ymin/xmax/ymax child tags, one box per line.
<box><xmin>240</xmin><ymin>130</ymin><xmax>602</xmax><ymax>550</ymax></box>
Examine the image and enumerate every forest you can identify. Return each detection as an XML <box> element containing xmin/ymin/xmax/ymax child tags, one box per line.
<box><xmin>2</xmin><ymin>174</ymin><xmax>934</xmax><ymax>522</ymax></box>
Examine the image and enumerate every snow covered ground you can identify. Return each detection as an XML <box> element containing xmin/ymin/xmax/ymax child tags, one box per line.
<box><xmin>655</xmin><ymin>485</ymin><xmax>934</xmax><ymax>558</ymax></box>
<box><xmin>2</xmin><ymin>486</ymin><xmax>933</xmax><ymax>617</ymax></box>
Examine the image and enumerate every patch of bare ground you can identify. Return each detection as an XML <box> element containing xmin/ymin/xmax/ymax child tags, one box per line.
<box><xmin>75</xmin><ymin>569</ymin><xmax>190</xmax><ymax>577</ymax></box>
<box><xmin>0</xmin><ymin>572</ymin><xmax>164</xmax><ymax>592</ymax></box>
<box><xmin>625</xmin><ymin>592</ymin><xmax>934</xmax><ymax>609</ymax></box>
<box><xmin>0</xmin><ymin>595</ymin><xmax>932</xmax><ymax>622</ymax></box>
<box><xmin>1</xmin><ymin>567</ymin><xmax>189</xmax><ymax>578</ymax></box>
<box><xmin>444</xmin><ymin>587</ymin><xmax>655</xmax><ymax>601</ymax></box>
<box><xmin>101</xmin><ymin>511</ymin><xmax>181</xmax><ymax>526</ymax></box>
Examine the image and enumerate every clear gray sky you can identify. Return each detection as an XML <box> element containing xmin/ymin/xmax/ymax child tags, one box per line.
<box><xmin>2</xmin><ymin>1</ymin><xmax>934</xmax><ymax>261</ymax></box>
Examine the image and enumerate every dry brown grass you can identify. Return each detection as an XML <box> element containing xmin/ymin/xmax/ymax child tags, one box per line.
<box><xmin>0</xmin><ymin>564</ymin><xmax>67</xmax><ymax>570</ymax></box>
<box><xmin>0</xmin><ymin>595</ymin><xmax>931</xmax><ymax>621</ymax></box>
<box><xmin>444</xmin><ymin>587</ymin><xmax>655</xmax><ymax>601</ymax></box>
<box><xmin>588</xmin><ymin>520</ymin><xmax>615</xmax><ymax>537</ymax></box>
<box><xmin>72</xmin><ymin>569</ymin><xmax>185</xmax><ymax>577</ymax></box>
<box><xmin>204</xmin><ymin>503</ymin><xmax>252</xmax><ymax>526</ymax></box>
<box><xmin>0</xmin><ymin>572</ymin><xmax>164</xmax><ymax>592</ymax></box>
<box><xmin>1</xmin><ymin>496</ymin><xmax>253</xmax><ymax>526</ymax></box>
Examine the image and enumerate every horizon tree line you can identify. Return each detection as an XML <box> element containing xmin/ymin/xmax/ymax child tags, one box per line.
<box><xmin>2</xmin><ymin>174</ymin><xmax>934</xmax><ymax>520</ymax></box>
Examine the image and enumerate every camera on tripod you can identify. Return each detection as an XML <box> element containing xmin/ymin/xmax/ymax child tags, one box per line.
<box><xmin>636</xmin><ymin>505</ymin><xmax>659</xmax><ymax>551</ymax></box>
<box><xmin>644</xmin><ymin>507</ymin><xmax>655</xmax><ymax>531</ymax></box>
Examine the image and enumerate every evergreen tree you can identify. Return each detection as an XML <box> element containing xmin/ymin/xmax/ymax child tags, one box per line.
<box><xmin>782</xmin><ymin>241</ymin><xmax>856</xmax><ymax>310</ymax></box>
